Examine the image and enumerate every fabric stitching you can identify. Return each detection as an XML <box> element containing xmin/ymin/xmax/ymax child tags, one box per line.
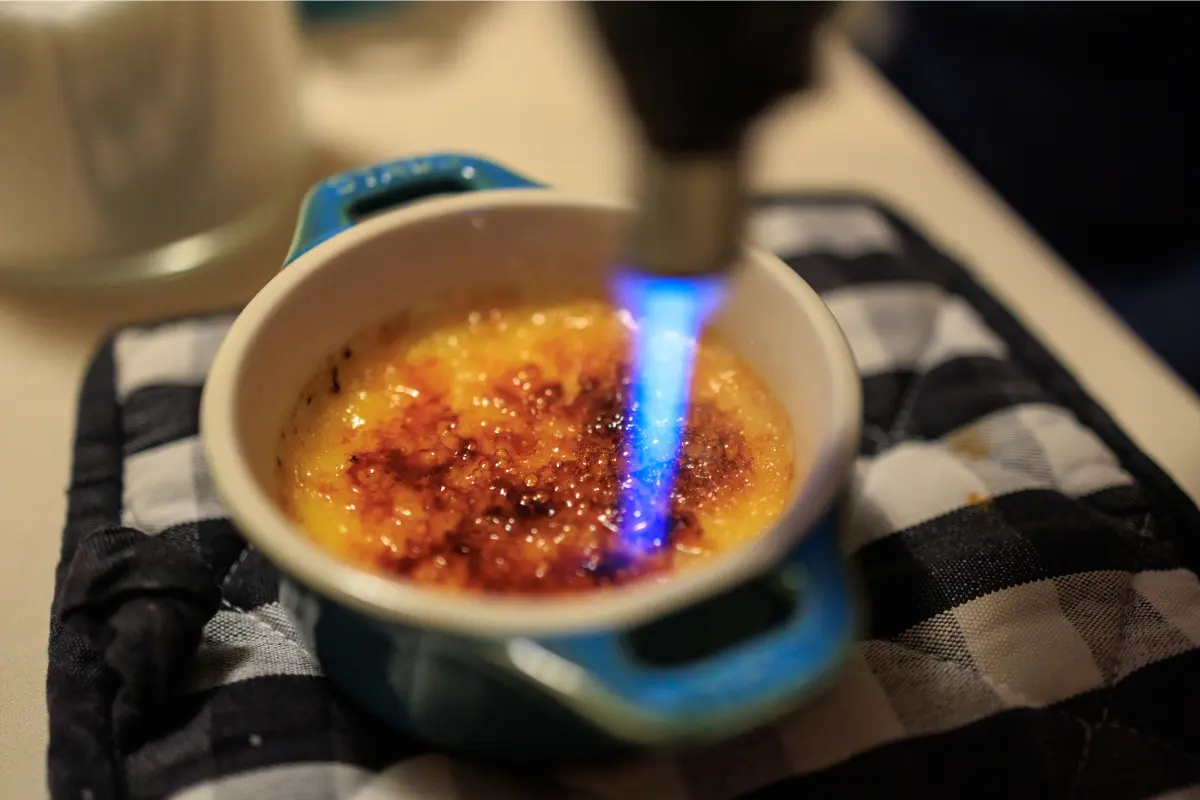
<box><xmin>1068</xmin><ymin>724</ymin><xmax>1095</xmax><ymax>799</ymax></box>
<box><xmin>1071</xmin><ymin>519</ymin><xmax>1143</xmax><ymax>800</ymax></box>
<box><xmin>885</xmin><ymin>296</ymin><xmax>948</xmax><ymax>439</ymax></box>
<box><xmin>886</xmin><ymin>366</ymin><xmax>930</xmax><ymax>442</ymax></box>
<box><xmin>863</xmin><ymin>423</ymin><xmax>891</xmax><ymax>450</ymax></box>
<box><xmin>219</xmin><ymin>544</ymin><xmax>254</xmax><ymax>592</ymax></box>
<box><xmin>217</xmin><ymin>597</ymin><xmax>324</xmax><ymax>665</ymax></box>
<box><xmin>872</xmin><ymin>636</ymin><xmax>1045</xmax><ymax>709</ymax></box>
<box><xmin>875</xmin><ymin>635</ymin><xmax>1200</xmax><ymax>768</ymax></box>
<box><xmin>1134</xmin><ymin>512</ymin><xmax>1157</xmax><ymax>540</ymax></box>
<box><xmin>1066</xmin><ymin>601</ymin><xmax>1134</xmax><ymax>799</ymax></box>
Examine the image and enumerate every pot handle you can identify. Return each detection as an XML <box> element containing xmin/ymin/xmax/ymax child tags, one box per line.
<box><xmin>505</xmin><ymin>511</ymin><xmax>859</xmax><ymax>746</ymax></box>
<box><xmin>284</xmin><ymin>152</ymin><xmax>544</xmax><ymax>267</ymax></box>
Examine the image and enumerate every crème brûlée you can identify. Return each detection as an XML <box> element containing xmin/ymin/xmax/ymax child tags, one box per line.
<box><xmin>276</xmin><ymin>298</ymin><xmax>796</xmax><ymax>596</ymax></box>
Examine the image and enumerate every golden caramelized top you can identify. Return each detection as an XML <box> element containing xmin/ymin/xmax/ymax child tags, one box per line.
<box><xmin>276</xmin><ymin>299</ymin><xmax>794</xmax><ymax>596</ymax></box>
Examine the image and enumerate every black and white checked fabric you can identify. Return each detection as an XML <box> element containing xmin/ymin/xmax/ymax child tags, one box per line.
<box><xmin>49</xmin><ymin>196</ymin><xmax>1200</xmax><ymax>800</ymax></box>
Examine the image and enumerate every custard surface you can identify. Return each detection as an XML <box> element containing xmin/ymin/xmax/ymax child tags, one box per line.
<box><xmin>276</xmin><ymin>299</ymin><xmax>795</xmax><ymax>595</ymax></box>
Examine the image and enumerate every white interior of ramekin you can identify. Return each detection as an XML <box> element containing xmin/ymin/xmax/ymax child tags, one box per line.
<box><xmin>201</xmin><ymin>190</ymin><xmax>861</xmax><ymax>637</ymax></box>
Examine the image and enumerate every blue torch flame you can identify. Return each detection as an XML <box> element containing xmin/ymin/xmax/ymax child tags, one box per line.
<box><xmin>612</xmin><ymin>270</ymin><xmax>727</xmax><ymax>555</ymax></box>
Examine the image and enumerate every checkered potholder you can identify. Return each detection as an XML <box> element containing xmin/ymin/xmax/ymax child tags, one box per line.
<box><xmin>48</xmin><ymin>196</ymin><xmax>1200</xmax><ymax>800</ymax></box>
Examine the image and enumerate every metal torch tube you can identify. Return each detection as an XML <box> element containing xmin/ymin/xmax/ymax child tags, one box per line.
<box><xmin>626</xmin><ymin>149</ymin><xmax>746</xmax><ymax>279</ymax></box>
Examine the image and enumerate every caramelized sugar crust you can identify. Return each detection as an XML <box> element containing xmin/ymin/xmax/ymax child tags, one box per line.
<box><xmin>277</xmin><ymin>300</ymin><xmax>794</xmax><ymax>596</ymax></box>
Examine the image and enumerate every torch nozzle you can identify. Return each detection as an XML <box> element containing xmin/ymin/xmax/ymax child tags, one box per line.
<box><xmin>626</xmin><ymin>150</ymin><xmax>746</xmax><ymax>279</ymax></box>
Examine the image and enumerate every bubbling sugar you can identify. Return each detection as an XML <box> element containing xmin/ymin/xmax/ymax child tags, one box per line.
<box><xmin>276</xmin><ymin>299</ymin><xmax>795</xmax><ymax>596</ymax></box>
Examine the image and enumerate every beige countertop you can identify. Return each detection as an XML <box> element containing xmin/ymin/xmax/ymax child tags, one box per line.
<box><xmin>2</xmin><ymin>3</ymin><xmax>1197</xmax><ymax>797</ymax></box>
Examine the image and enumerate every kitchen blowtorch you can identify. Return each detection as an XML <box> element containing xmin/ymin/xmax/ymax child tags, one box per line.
<box><xmin>586</xmin><ymin>2</ymin><xmax>836</xmax><ymax>278</ymax></box>
<box><xmin>583</xmin><ymin>2</ymin><xmax>838</xmax><ymax>552</ymax></box>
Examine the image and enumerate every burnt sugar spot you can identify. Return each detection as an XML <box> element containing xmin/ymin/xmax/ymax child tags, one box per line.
<box><xmin>343</xmin><ymin>353</ymin><xmax>752</xmax><ymax>596</ymax></box>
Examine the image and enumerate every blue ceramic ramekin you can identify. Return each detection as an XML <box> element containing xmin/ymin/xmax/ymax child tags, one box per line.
<box><xmin>201</xmin><ymin>153</ymin><xmax>863</xmax><ymax>757</ymax></box>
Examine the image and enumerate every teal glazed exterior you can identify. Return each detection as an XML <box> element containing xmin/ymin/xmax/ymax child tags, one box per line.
<box><xmin>271</xmin><ymin>153</ymin><xmax>861</xmax><ymax>755</ymax></box>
